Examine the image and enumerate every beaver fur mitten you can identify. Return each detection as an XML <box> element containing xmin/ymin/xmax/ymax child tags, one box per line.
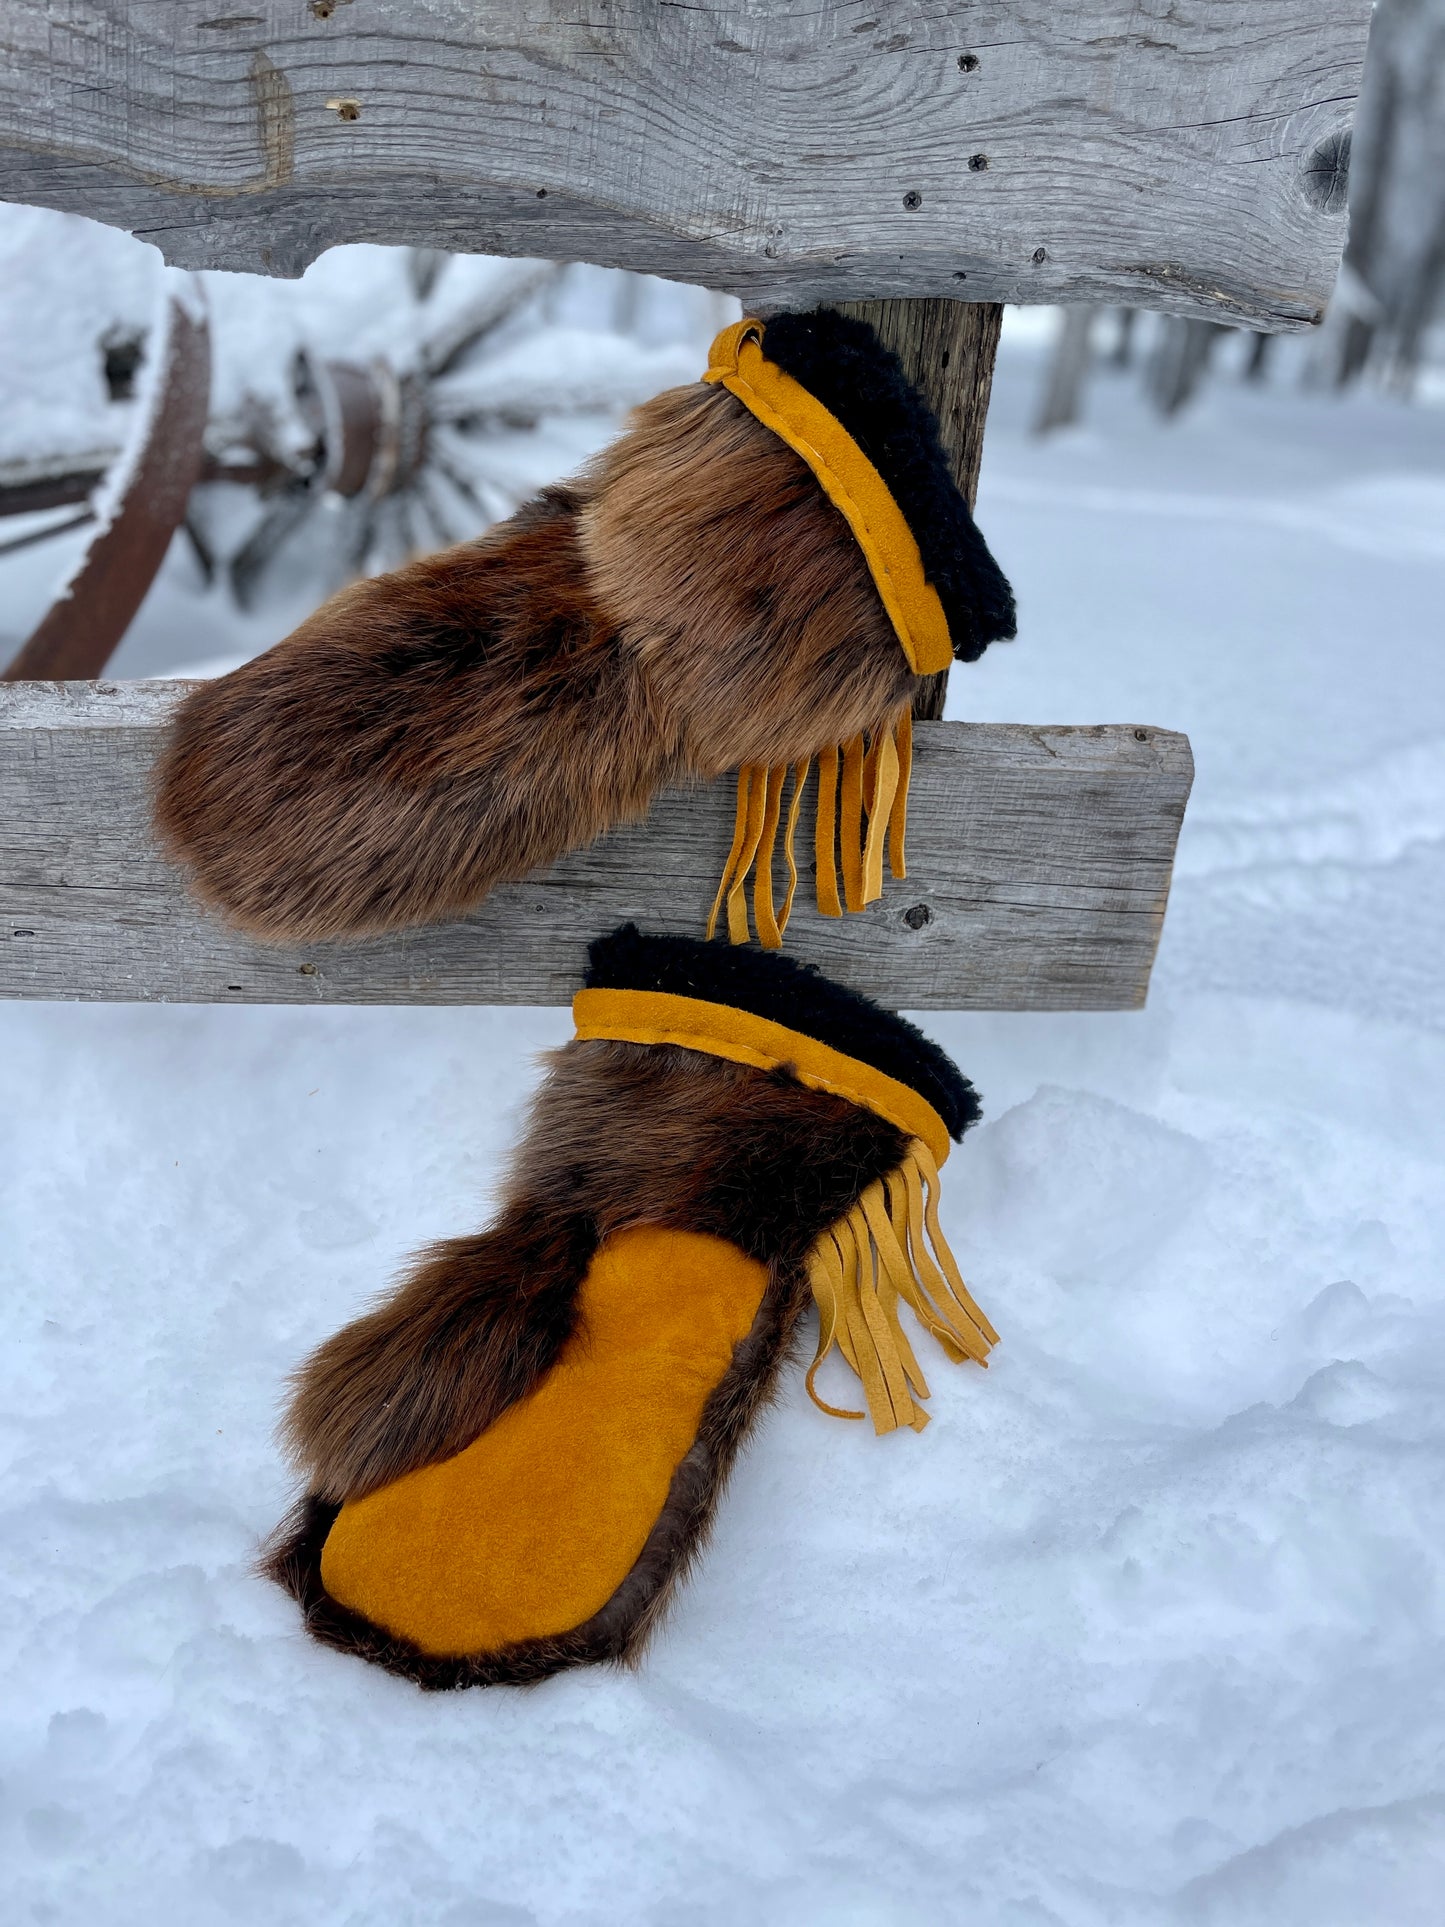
<box><xmin>265</xmin><ymin>925</ymin><xmax>995</xmax><ymax>1688</ymax></box>
<box><xmin>155</xmin><ymin>311</ymin><xmax>1014</xmax><ymax>949</ymax></box>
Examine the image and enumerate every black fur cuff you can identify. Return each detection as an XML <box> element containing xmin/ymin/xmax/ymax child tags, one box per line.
<box><xmin>761</xmin><ymin>309</ymin><xmax>1017</xmax><ymax>664</ymax></box>
<box><xmin>584</xmin><ymin>924</ymin><xmax>981</xmax><ymax>1140</ymax></box>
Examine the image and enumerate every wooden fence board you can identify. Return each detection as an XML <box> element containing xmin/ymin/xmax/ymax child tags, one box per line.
<box><xmin>0</xmin><ymin>0</ymin><xmax>1370</xmax><ymax>326</ymax></box>
<box><xmin>0</xmin><ymin>681</ymin><xmax>1193</xmax><ymax>1010</ymax></box>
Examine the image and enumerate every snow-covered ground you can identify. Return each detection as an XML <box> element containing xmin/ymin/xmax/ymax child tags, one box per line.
<box><xmin>2</xmin><ymin>243</ymin><xmax>1444</xmax><ymax>1925</ymax></box>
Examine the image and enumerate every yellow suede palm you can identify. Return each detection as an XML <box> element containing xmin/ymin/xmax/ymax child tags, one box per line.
<box><xmin>320</xmin><ymin>1226</ymin><xmax>768</xmax><ymax>1657</ymax></box>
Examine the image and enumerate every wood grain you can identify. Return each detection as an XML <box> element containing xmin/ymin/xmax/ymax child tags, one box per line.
<box><xmin>0</xmin><ymin>681</ymin><xmax>1193</xmax><ymax>1011</ymax></box>
<box><xmin>0</xmin><ymin>1</ymin><xmax>1370</xmax><ymax>326</ymax></box>
<box><xmin>832</xmin><ymin>300</ymin><xmax>1003</xmax><ymax>511</ymax></box>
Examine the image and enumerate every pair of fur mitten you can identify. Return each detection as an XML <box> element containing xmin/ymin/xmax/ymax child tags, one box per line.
<box><xmin>154</xmin><ymin>310</ymin><xmax>1014</xmax><ymax>950</ymax></box>
<box><xmin>266</xmin><ymin>927</ymin><xmax>994</xmax><ymax>1687</ymax></box>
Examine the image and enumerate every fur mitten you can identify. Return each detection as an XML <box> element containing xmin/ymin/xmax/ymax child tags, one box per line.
<box><xmin>155</xmin><ymin>311</ymin><xmax>1014</xmax><ymax>948</ymax></box>
<box><xmin>265</xmin><ymin>925</ymin><xmax>995</xmax><ymax>1687</ymax></box>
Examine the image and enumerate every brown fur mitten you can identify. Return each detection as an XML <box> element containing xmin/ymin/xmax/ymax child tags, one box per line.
<box><xmin>155</xmin><ymin>312</ymin><xmax>1014</xmax><ymax>946</ymax></box>
<box><xmin>264</xmin><ymin>924</ymin><xmax>995</xmax><ymax>1688</ymax></box>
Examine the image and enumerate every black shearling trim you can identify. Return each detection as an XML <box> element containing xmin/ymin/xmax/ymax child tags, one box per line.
<box><xmin>758</xmin><ymin>309</ymin><xmax>1016</xmax><ymax>664</ymax></box>
<box><xmin>584</xmin><ymin>925</ymin><xmax>981</xmax><ymax>1141</ymax></box>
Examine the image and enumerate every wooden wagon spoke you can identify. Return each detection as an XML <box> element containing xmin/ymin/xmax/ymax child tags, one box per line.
<box><xmin>228</xmin><ymin>488</ymin><xmax>317</xmax><ymax>612</ymax></box>
<box><xmin>342</xmin><ymin>500</ymin><xmax>377</xmax><ymax>577</ymax></box>
<box><xmin>412</xmin><ymin>471</ymin><xmax>466</xmax><ymax>550</ymax></box>
<box><xmin>428</xmin><ymin>329</ymin><xmax>696</xmax><ymax>426</ymax></box>
<box><xmin>181</xmin><ymin>513</ymin><xmax>216</xmax><ymax>587</ymax></box>
<box><xmin>353</xmin><ymin>495</ymin><xmax>408</xmax><ymax>578</ymax></box>
<box><xmin>0</xmin><ymin>458</ymin><xmax>114</xmax><ymax>520</ymax></box>
<box><xmin>423</xmin><ymin>442</ymin><xmax>486</xmax><ymax>513</ymax></box>
<box><xmin>425</xmin><ymin>436</ymin><xmax>517</xmax><ymax>530</ymax></box>
<box><xmin>421</xmin><ymin>260</ymin><xmax>560</xmax><ymax>379</ymax></box>
<box><xmin>0</xmin><ymin>508</ymin><xmax>95</xmax><ymax>560</ymax></box>
<box><xmin>3</xmin><ymin>283</ymin><xmax>211</xmax><ymax>682</ymax></box>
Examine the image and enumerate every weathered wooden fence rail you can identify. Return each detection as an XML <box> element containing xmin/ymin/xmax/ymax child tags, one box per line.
<box><xmin>0</xmin><ymin>0</ymin><xmax>1370</xmax><ymax>326</ymax></box>
<box><xmin>0</xmin><ymin>682</ymin><xmax>1192</xmax><ymax>1009</ymax></box>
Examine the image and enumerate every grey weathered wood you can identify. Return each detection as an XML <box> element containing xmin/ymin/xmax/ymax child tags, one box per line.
<box><xmin>0</xmin><ymin>1</ymin><xmax>1371</xmax><ymax>327</ymax></box>
<box><xmin>0</xmin><ymin>681</ymin><xmax>1193</xmax><ymax>1011</ymax></box>
<box><xmin>832</xmin><ymin>301</ymin><xmax>1003</xmax><ymax>512</ymax></box>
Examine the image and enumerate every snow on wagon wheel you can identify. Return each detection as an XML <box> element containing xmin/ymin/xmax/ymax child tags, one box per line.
<box><xmin>218</xmin><ymin>251</ymin><xmax>708</xmax><ymax>616</ymax></box>
<box><xmin>0</xmin><ymin>237</ymin><xmax>715</xmax><ymax>673</ymax></box>
<box><xmin>1</xmin><ymin>274</ymin><xmax>211</xmax><ymax>681</ymax></box>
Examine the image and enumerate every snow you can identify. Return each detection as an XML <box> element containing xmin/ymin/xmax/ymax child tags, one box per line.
<box><xmin>3</xmin><ymin>278</ymin><xmax>1445</xmax><ymax>1924</ymax></box>
<box><xmin>0</xmin><ymin>207</ymin><xmax>160</xmax><ymax>473</ymax></box>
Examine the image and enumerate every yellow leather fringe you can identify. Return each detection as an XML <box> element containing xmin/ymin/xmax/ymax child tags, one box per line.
<box><xmin>571</xmin><ymin>988</ymin><xmax>998</xmax><ymax>1432</ymax></box>
<box><xmin>573</xmin><ymin>986</ymin><xmax>950</xmax><ymax>1164</ymax></box>
<box><xmin>707</xmin><ymin>706</ymin><xmax>913</xmax><ymax>947</ymax></box>
<box><xmin>805</xmin><ymin>1138</ymin><xmax>997</xmax><ymax>1436</ymax></box>
<box><xmin>704</xmin><ymin>318</ymin><xmax>954</xmax><ymax>677</ymax></box>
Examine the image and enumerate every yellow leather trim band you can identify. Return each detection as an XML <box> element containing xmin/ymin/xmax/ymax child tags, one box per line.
<box><xmin>573</xmin><ymin>986</ymin><xmax>951</xmax><ymax>1167</ymax></box>
<box><xmin>703</xmin><ymin>317</ymin><xmax>953</xmax><ymax>677</ymax></box>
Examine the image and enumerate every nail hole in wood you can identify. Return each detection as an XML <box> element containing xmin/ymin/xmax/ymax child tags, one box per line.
<box><xmin>903</xmin><ymin>903</ymin><xmax>933</xmax><ymax>931</ymax></box>
<box><xmin>969</xmin><ymin>153</ymin><xmax>990</xmax><ymax>173</ymax></box>
<box><xmin>536</xmin><ymin>187</ymin><xmax>547</xmax><ymax>198</ymax></box>
<box><xmin>902</xmin><ymin>190</ymin><xmax>923</xmax><ymax>211</ymax></box>
<box><xmin>1134</xmin><ymin>729</ymin><xmax>1150</xmax><ymax>742</ymax></box>
<box><xmin>958</xmin><ymin>54</ymin><xmax>980</xmax><ymax>73</ymax></box>
<box><xmin>326</xmin><ymin>97</ymin><xmax>361</xmax><ymax>121</ymax></box>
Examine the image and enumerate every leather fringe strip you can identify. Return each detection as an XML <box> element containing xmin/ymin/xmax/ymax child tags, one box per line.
<box><xmin>804</xmin><ymin>1137</ymin><xmax>996</xmax><ymax>1436</ymax></box>
<box><xmin>707</xmin><ymin>704</ymin><xmax>913</xmax><ymax>948</ymax></box>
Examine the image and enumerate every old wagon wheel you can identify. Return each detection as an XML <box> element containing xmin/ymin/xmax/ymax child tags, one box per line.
<box><xmin>223</xmin><ymin>253</ymin><xmax>707</xmax><ymax>612</ymax></box>
<box><xmin>1</xmin><ymin>248</ymin><xmax>714</xmax><ymax>664</ymax></box>
<box><xmin>227</xmin><ymin>255</ymin><xmax>561</xmax><ymax>609</ymax></box>
<box><xmin>2</xmin><ymin>277</ymin><xmax>211</xmax><ymax>681</ymax></box>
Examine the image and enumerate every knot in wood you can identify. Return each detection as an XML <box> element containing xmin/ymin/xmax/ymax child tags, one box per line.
<box><xmin>1302</xmin><ymin>129</ymin><xmax>1351</xmax><ymax>214</ymax></box>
